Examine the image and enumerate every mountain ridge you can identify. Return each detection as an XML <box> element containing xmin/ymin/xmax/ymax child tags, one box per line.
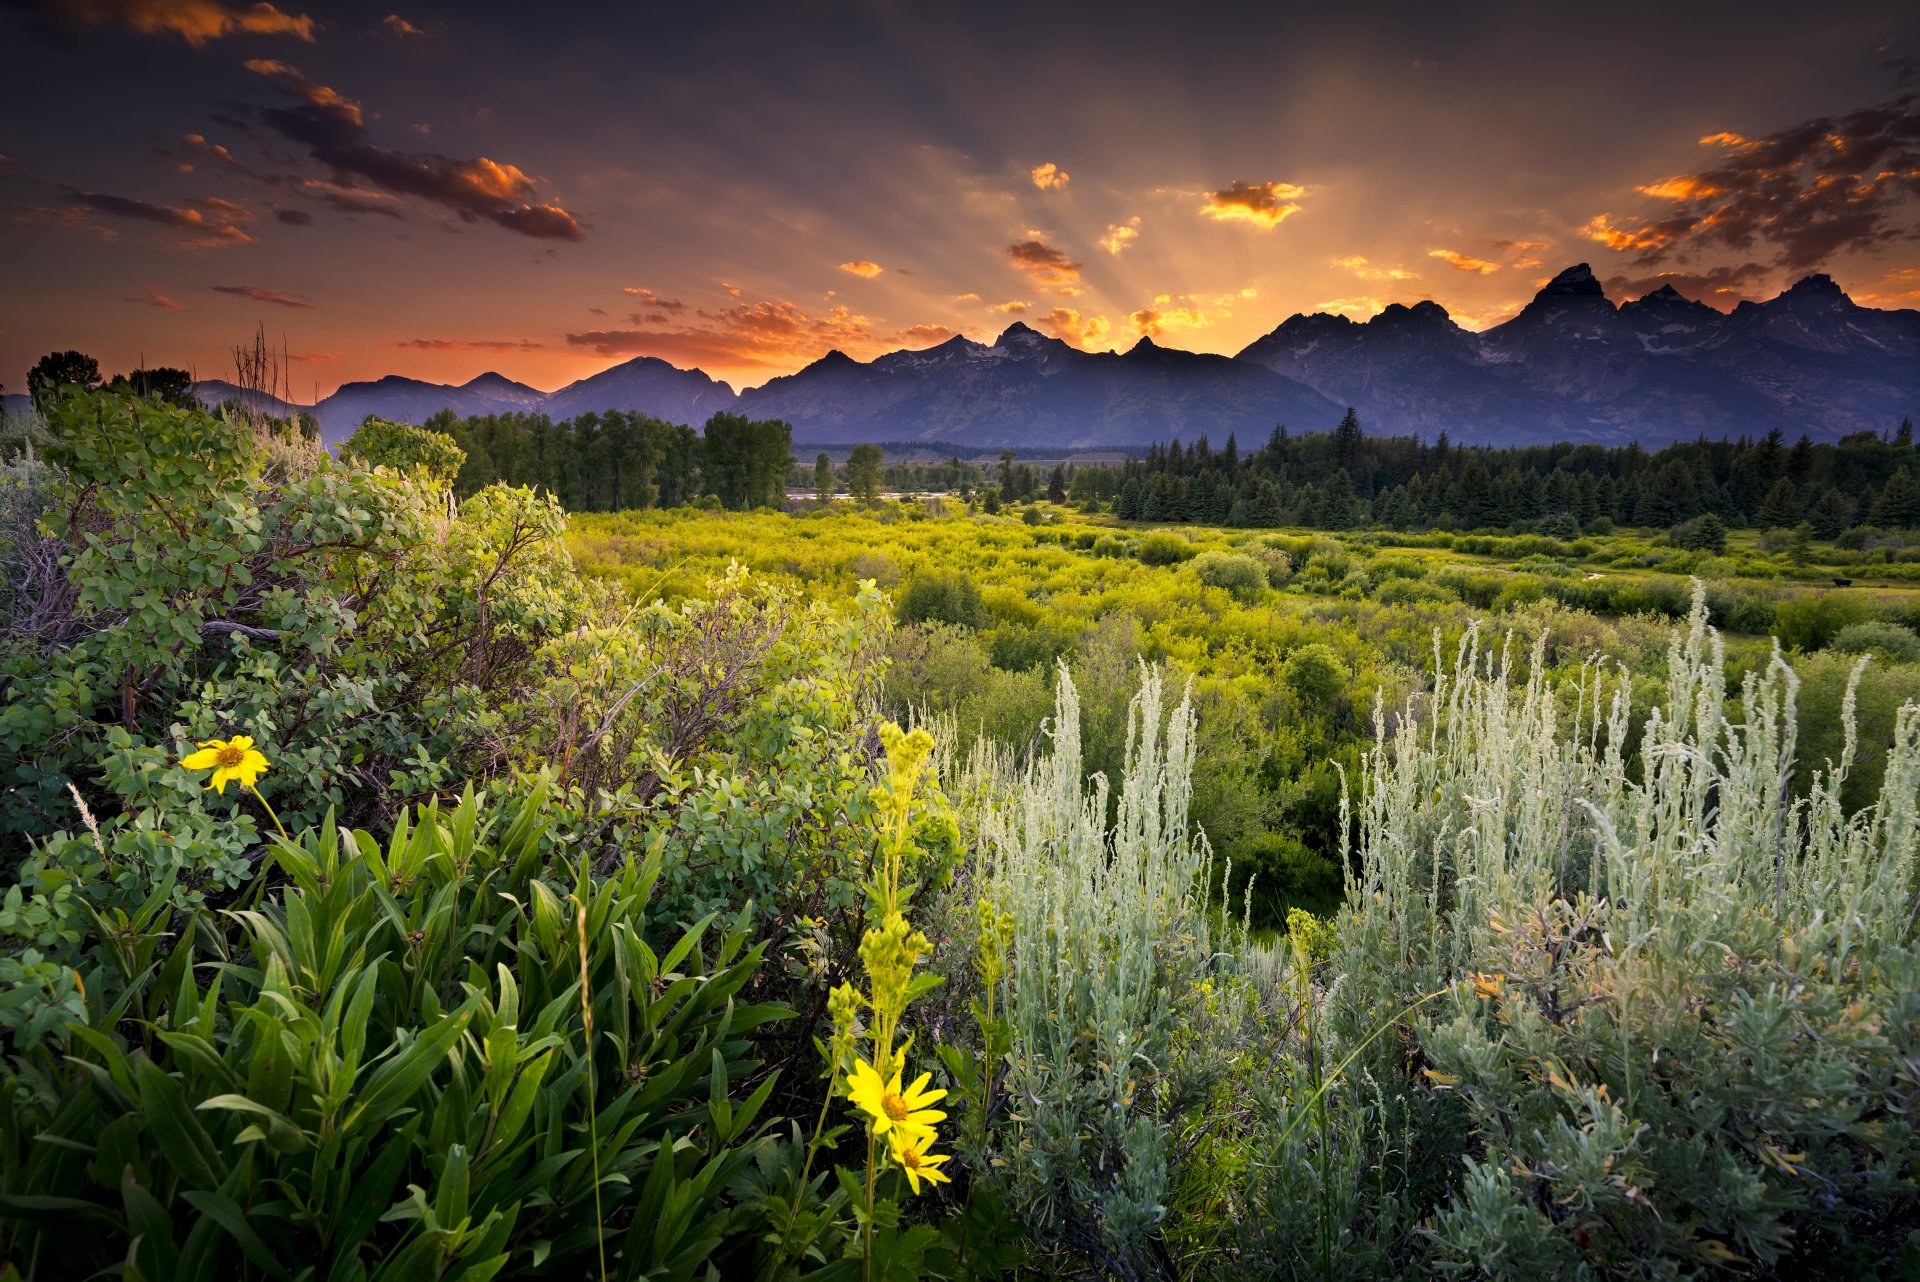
<box><xmin>182</xmin><ymin>267</ymin><xmax>1917</xmax><ymax>448</ymax></box>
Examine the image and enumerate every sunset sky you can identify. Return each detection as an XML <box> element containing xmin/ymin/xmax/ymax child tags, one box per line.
<box><xmin>2</xmin><ymin>0</ymin><xmax>1918</xmax><ymax>397</ymax></box>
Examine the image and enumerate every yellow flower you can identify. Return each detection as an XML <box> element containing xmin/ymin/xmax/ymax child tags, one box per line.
<box><xmin>889</xmin><ymin>1134</ymin><xmax>952</xmax><ymax>1195</ymax></box>
<box><xmin>1471</xmin><ymin>971</ymin><xmax>1505</xmax><ymax>1001</ymax></box>
<box><xmin>180</xmin><ymin>735</ymin><xmax>269</xmax><ymax>795</ymax></box>
<box><xmin>845</xmin><ymin>1057</ymin><xmax>947</xmax><ymax>1142</ymax></box>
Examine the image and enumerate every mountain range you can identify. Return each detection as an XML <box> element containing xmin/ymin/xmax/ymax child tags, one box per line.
<box><xmin>177</xmin><ymin>265</ymin><xmax>1918</xmax><ymax>448</ymax></box>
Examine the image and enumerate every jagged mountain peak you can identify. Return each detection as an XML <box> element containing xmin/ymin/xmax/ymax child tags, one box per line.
<box><xmin>1538</xmin><ymin>262</ymin><xmax>1606</xmax><ymax>299</ymax></box>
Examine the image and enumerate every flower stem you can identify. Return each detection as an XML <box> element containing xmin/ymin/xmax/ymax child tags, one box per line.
<box><xmin>245</xmin><ymin>783</ymin><xmax>290</xmax><ymax>843</ymax></box>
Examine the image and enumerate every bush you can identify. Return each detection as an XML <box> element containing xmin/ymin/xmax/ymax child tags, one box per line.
<box><xmin>1283</xmin><ymin>642</ymin><xmax>1345</xmax><ymax>707</ymax></box>
<box><xmin>895</xmin><ymin>567</ymin><xmax>989</xmax><ymax>629</ymax></box>
<box><xmin>1</xmin><ymin>392</ymin><xmax>579</xmax><ymax>889</ymax></box>
<box><xmin>1191</xmin><ymin>550</ymin><xmax>1269</xmax><ymax>598</ymax></box>
<box><xmin>1136</xmin><ymin>531</ymin><xmax>1196</xmax><ymax>566</ymax></box>
<box><xmin>1342</xmin><ymin>593</ymin><xmax>1920</xmax><ymax>1276</ymax></box>
<box><xmin>1829</xmin><ymin>619</ymin><xmax>1920</xmax><ymax>663</ymax></box>
<box><xmin>1773</xmin><ymin>590</ymin><xmax>1869</xmax><ymax>651</ymax></box>
<box><xmin>969</xmin><ymin>666</ymin><xmax>1227</xmax><ymax>1274</ymax></box>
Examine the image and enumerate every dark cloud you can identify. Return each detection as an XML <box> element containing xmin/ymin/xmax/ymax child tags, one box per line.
<box><xmin>1602</xmin><ymin>262</ymin><xmax>1771</xmax><ymax>307</ymax></box>
<box><xmin>275</xmin><ymin>207</ymin><xmax>313</xmax><ymax>225</ymax></box>
<box><xmin>59</xmin><ymin>186</ymin><xmax>254</xmax><ymax>245</ymax></box>
<box><xmin>26</xmin><ymin>0</ymin><xmax>314</xmax><ymax>44</ymax></box>
<box><xmin>125</xmin><ymin>284</ymin><xmax>184</xmax><ymax>309</ymax></box>
<box><xmin>212</xmin><ymin>283</ymin><xmax>311</xmax><ymax>307</ymax></box>
<box><xmin>246</xmin><ymin>61</ymin><xmax>585</xmax><ymax>241</ymax></box>
<box><xmin>1007</xmin><ymin>236</ymin><xmax>1081</xmax><ymax>288</ymax></box>
<box><xmin>1198</xmin><ymin>180</ymin><xmax>1305</xmax><ymax>228</ymax></box>
<box><xmin>1585</xmin><ymin>95</ymin><xmax>1920</xmax><ymax>271</ymax></box>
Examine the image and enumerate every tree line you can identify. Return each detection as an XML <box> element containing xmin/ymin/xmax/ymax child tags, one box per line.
<box><xmin>428</xmin><ymin>408</ymin><xmax>794</xmax><ymax>511</ymax></box>
<box><xmin>1076</xmin><ymin>410</ymin><xmax>1920</xmax><ymax>535</ymax></box>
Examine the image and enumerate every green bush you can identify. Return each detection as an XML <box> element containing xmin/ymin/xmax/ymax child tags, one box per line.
<box><xmin>1136</xmin><ymin>531</ymin><xmax>1196</xmax><ymax>566</ymax></box>
<box><xmin>1773</xmin><ymin>590</ymin><xmax>1869</xmax><ymax>651</ymax></box>
<box><xmin>1190</xmin><ymin>550</ymin><xmax>1269</xmax><ymax>598</ymax></box>
<box><xmin>895</xmin><ymin>568</ymin><xmax>989</xmax><ymax>629</ymax></box>
<box><xmin>1</xmin><ymin>392</ymin><xmax>580</xmax><ymax>904</ymax></box>
<box><xmin>1829</xmin><ymin>619</ymin><xmax>1920</xmax><ymax>663</ymax></box>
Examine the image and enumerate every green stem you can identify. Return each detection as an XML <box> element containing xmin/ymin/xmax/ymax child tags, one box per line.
<box><xmin>245</xmin><ymin>782</ymin><xmax>289</xmax><ymax>843</ymax></box>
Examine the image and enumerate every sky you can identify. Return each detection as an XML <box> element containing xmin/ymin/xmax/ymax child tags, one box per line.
<box><xmin>2</xmin><ymin>0</ymin><xmax>1918</xmax><ymax>397</ymax></box>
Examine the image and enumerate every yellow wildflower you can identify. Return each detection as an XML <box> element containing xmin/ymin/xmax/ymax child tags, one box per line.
<box><xmin>845</xmin><ymin>1057</ymin><xmax>947</xmax><ymax>1142</ymax></box>
<box><xmin>889</xmin><ymin>1134</ymin><xmax>952</xmax><ymax>1195</ymax></box>
<box><xmin>180</xmin><ymin>735</ymin><xmax>269</xmax><ymax>795</ymax></box>
<box><xmin>1471</xmin><ymin>971</ymin><xmax>1505</xmax><ymax>1000</ymax></box>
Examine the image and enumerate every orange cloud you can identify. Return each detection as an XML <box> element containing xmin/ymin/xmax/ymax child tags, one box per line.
<box><xmin>399</xmin><ymin>338</ymin><xmax>547</xmax><ymax>351</ymax></box>
<box><xmin>125</xmin><ymin>284</ymin><xmax>184</xmax><ymax>309</ymax></box>
<box><xmin>895</xmin><ymin>323</ymin><xmax>957</xmax><ymax>346</ymax></box>
<box><xmin>59</xmin><ymin>0</ymin><xmax>314</xmax><ymax>44</ymax></box>
<box><xmin>1040</xmin><ymin>307</ymin><xmax>1110</xmax><ymax>349</ymax></box>
<box><xmin>58</xmin><ymin>187</ymin><xmax>255</xmax><ymax>247</ymax></box>
<box><xmin>1338</xmin><ymin>254</ymin><xmax>1419</xmax><ymax>281</ymax></box>
<box><xmin>289</xmin><ymin>350</ymin><xmax>343</xmax><ymax>362</ymax></box>
<box><xmin>1580</xmin><ymin>213</ymin><xmax>1669</xmax><ymax>253</ymax></box>
<box><xmin>567</xmin><ymin>296</ymin><xmax>887</xmax><ymax>379</ymax></box>
<box><xmin>1636</xmin><ymin>176</ymin><xmax>1724</xmax><ymax>201</ymax></box>
<box><xmin>253</xmin><ymin>62</ymin><xmax>583</xmax><ymax>241</ymax></box>
<box><xmin>1129</xmin><ymin>299</ymin><xmax>1210</xmax><ymax>336</ymax></box>
<box><xmin>1007</xmin><ymin>235</ymin><xmax>1081</xmax><ymax>287</ymax></box>
<box><xmin>244</xmin><ymin>58</ymin><xmax>365</xmax><ymax>125</ymax></box>
<box><xmin>1313</xmin><ymin>296</ymin><xmax>1387</xmax><ymax>318</ymax></box>
<box><xmin>381</xmin><ymin>13</ymin><xmax>423</xmax><ymax>35</ymax></box>
<box><xmin>621</xmin><ymin>287</ymin><xmax>685</xmax><ymax>311</ymax></box>
<box><xmin>1102</xmin><ymin>216</ymin><xmax>1141</xmax><ymax>254</ymax></box>
<box><xmin>181</xmin><ymin>132</ymin><xmax>248</xmax><ymax>171</ymax></box>
<box><xmin>1592</xmin><ymin>97</ymin><xmax>1920</xmax><ymax>271</ymax></box>
<box><xmin>1030</xmin><ymin>162</ymin><xmax>1070</xmax><ymax>190</ymax></box>
<box><xmin>1198</xmin><ymin>180</ymin><xmax>1304</xmax><ymax>229</ymax></box>
<box><xmin>1428</xmin><ymin>248</ymin><xmax>1499</xmax><ymax>273</ymax></box>
<box><xmin>989</xmin><ymin>300</ymin><xmax>1031</xmax><ymax>315</ymax></box>
<box><xmin>839</xmin><ymin>259</ymin><xmax>884</xmax><ymax>278</ymax></box>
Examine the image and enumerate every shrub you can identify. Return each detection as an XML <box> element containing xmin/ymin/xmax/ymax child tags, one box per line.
<box><xmin>1342</xmin><ymin>592</ymin><xmax>1920</xmax><ymax>1276</ymax></box>
<box><xmin>970</xmin><ymin>665</ymin><xmax>1226</xmax><ymax>1274</ymax></box>
<box><xmin>895</xmin><ymin>567</ymin><xmax>989</xmax><ymax>629</ymax></box>
<box><xmin>1283</xmin><ymin>642</ymin><xmax>1345</xmax><ymax>707</ymax></box>
<box><xmin>1773</xmin><ymin>590</ymin><xmax>1868</xmax><ymax>651</ymax></box>
<box><xmin>1829</xmin><ymin>619</ymin><xmax>1920</xmax><ymax>663</ymax></box>
<box><xmin>1136</xmin><ymin>531</ymin><xmax>1196</xmax><ymax>566</ymax></box>
<box><xmin>1191</xmin><ymin>550</ymin><xmax>1269</xmax><ymax>598</ymax></box>
<box><xmin>1</xmin><ymin>392</ymin><xmax>579</xmax><ymax>891</ymax></box>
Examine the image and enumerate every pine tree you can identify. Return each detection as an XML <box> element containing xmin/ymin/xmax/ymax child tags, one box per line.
<box><xmin>1756</xmin><ymin>477</ymin><xmax>1800</xmax><ymax>529</ymax></box>
<box><xmin>1808</xmin><ymin>487</ymin><xmax>1853</xmax><ymax>538</ymax></box>
<box><xmin>1870</xmin><ymin>466</ymin><xmax>1920</xmax><ymax>528</ymax></box>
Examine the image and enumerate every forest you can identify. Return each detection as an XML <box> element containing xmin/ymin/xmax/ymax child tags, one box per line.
<box><xmin>0</xmin><ymin>383</ymin><xmax>1916</xmax><ymax>1281</ymax></box>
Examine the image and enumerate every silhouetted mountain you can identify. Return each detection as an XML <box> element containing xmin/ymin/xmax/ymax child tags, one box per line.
<box><xmin>159</xmin><ymin>266</ymin><xmax>1915</xmax><ymax>453</ymax></box>
<box><xmin>191</xmin><ymin>380</ymin><xmax>312</xmax><ymax>421</ymax></box>
<box><xmin>541</xmin><ymin>355</ymin><xmax>737</xmax><ymax>425</ymax></box>
<box><xmin>737</xmin><ymin>323</ymin><xmax>1340</xmax><ymax>446</ymax></box>
<box><xmin>308</xmin><ymin>375</ymin><xmax>534</xmax><ymax>443</ymax></box>
<box><xmin>459</xmin><ymin>371</ymin><xmax>546</xmax><ymax>408</ymax></box>
<box><xmin>1238</xmin><ymin>265</ymin><xmax>1918</xmax><ymax>442</ymax></box>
